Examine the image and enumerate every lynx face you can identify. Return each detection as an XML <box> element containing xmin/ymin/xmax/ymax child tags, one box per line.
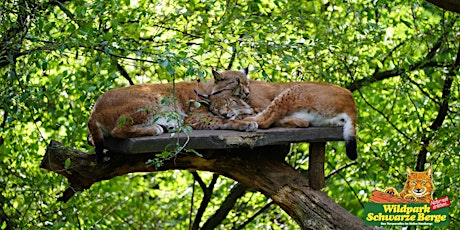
<box><xmin>401</xmin><ymin>166</ymin><xmax>434</xmax><ymax>202</ymax></box>
<box><xmin>211</xmin><ymin>68</ymin><xmax>250</xmax><ymax>99</ymax></box>
<box><xmin>208</xmin><ymin>92</ymin><xmax>253</xmax><ymax>119</ymax></box>
<box><xmin>384</xmin><ymin>166</ymin><xmax>435</xmax><ymax>203</ymax></box>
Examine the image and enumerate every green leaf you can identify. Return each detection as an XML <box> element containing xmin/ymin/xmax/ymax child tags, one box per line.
<box><xmin>64</xmin><ymin>158</ymin><xmax>71</xmax><ymax>169</ymax></box>
<box><xmin>104</xmin><ymin>46</ymin><xmax>112</xmax><ymax>55</ymax></box>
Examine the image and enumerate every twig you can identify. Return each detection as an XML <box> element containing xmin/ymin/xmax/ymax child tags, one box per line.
<box><xmin>235</xmin><ymin>201</ymin><xmax>274</xmax><ymax>230</ymax></box>
<box><xmin>416</xmin><ymin>42</ymin><xmax>458</xmax><ymax>171</ymax></box>
<box><xmin>357</xmin><ymin>89</ymin><xmax>411</xmax><ymax>140</ymax></box>
<box><xmin>116</xmin><ymin>61</ymin><xmax>135</xmax><ymax>85</ymax></box>
<box><xmin>325</xmin><ymin>161</ymin><xmax>358</xmax><ymax>180</ymax></box>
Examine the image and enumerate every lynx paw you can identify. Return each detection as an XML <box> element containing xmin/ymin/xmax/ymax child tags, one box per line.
<box><xmin>235</xmin><ymin>121</ymin><xmax>258</xmax><ymax>132</ymax></box>
<box><xmin>384</xmin><ymin>187</ymin><xmax>399</xmax><ymax>196</ymax></box>
<box><xmin>243</xmin><ymin>121</ymin><xmax>258</xmax><ymax>132</ymax></box>
<box><xmin>403</xmin><ymin>194</ymin><xmax>418</xmax><ymax>202</ymax></box>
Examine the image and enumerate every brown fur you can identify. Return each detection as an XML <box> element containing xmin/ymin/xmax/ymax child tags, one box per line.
<box><xmin>88</xmin><ymin>71</ymin><xmax>257</xmax><ymax>162</ymax></box>
<box><xmin>211</xmin><ymin>68</ymin><xmax>250</xmax><ymax>99</ymax></box>
<box><xmin>384</xmin><ymin>166</ymin><xmax>434</xmax><ymax>203</ymax></box>
<box><xmin>208</xmin><ymin>71</ymin><xmax>358</xmax><ymax>160</ymax></box>
<box><xmin>207</xmin><ymin>91</ymin><xmax>254</xmax><ymax>119</ymax></box>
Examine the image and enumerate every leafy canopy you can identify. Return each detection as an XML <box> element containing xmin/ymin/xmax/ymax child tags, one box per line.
<box><xmin>1</xmin><ymin>0</ymin><xmax>459</xmax><ymax>228</ymax></box>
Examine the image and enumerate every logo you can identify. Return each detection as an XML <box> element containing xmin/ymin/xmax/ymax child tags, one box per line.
<box><xmin>364</xmin><ymin>166</ymin><xmax>450</xmax><ymax>226</ymax></box>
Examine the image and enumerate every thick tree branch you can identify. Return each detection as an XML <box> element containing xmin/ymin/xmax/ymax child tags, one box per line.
<box><xmin>426</xmin><ymin>0</ymin><xmax>460</xmax><ymax>13</ymax></box>
<box><xmin>41</xmin><ymin>140</ymin><xmax>376</xmax><ymax>229</ymax></box>
<box><xmin>347</xmin><ymin>60</ymin><xmax>446</xmax><ymax>92</ymax></box>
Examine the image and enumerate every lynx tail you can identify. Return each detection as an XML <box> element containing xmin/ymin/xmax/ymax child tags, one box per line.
<box><xmin>345</xmin><ymin>137</ymin><xmax>357</xmax><ymax>160</ymax></box>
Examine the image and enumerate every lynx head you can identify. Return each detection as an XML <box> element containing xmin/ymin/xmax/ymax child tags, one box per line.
<box><xmin>211</xmin><ymin>68</ymin><xmax>250</xmax><ymax>99</ymax></box>
<box><xmin>404</xmin><ymin>166</ymin><xmax>434</xmax><ymax>200</ymax></box>
<box><xmin>204</xmin><ymin>91</ymin><xmax>253</xmax><ymax>119</ymax></box>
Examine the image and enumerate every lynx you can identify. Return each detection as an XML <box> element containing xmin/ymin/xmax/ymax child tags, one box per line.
<box><xmin>88</xmin><ymin>69</ymin><xmax>257</xmax><ymax>162</ymax></box>
<box><xmin>384</xmin><ymin>166</ymin><xmax>434</xmax><ymax>203</ymax></box>
<box><xmin>207</xmin><ymin>70</ymin><xmax>358</xmax><ymax>160</ymax></box>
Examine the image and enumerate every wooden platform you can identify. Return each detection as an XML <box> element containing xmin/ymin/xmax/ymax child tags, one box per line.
<box><xmin>104</xmin><ymin>127</ymin><xmax>346</xmax><ymax>190</ymax></box>
<box><xmin>105</xmin><ymin>127</ymin><xmax>344</xmax><ymax>154</ymax></box>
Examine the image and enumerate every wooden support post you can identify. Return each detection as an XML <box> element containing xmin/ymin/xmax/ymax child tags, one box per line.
<box><xmin>309</xmin><ymin>142</ymin><xmax>326</xmax><ymax>190</ymax></box>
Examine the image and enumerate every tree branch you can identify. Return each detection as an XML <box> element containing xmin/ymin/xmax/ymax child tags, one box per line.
<box><xmin>236</xmin><ymin>201</ymin><xmax>274</xmax><ymax>230</ymax></box>
<box><xmin>115</xmin><ymin>61</ymin><xmax>135</xmax><ymax>85</ymax></box>
<box><xmin>426</xmin><ymin>0</ymin><xmax>460</xmax><ymax>13</ymax></box>
<box><xmin>347</xmin><ymin>21</ymin><xmax>452</xmax><ymax>92</ymax></box>
<box><xmin>41</xmin><ymin>140</ymin><xmax>375</xmax><ymax>229</ymax></box>
<box><xmin>325</xmin><ymin>161</ymin><xmax>358</xmax><ymax>180</ymax></box>
<box><xmin>202</xmin><ymin>183</ymin><xmax>248</xmax><ymax>230</ymax></box>
<box><xmin>0</xmin><ymin>110</ymin><xmax>7</xmax><ymax>146</ymax></box>
<box><xmin>226</xmin><ymin>34</ymin><xmax>244</xmax><ymax>70</ymax></box>
<box><xmin>356</xmin><ymin>90</ymin><xmax>412</xmax><ymax>140</ymax></box>
<box><xmin>50</xmin><ymin>0</ymin><xmax>76</xmax><ymax>21</ymax></box>
<box><xmin>416</xmin><ymin>42</ymin><xmax>459</xmax><ymax>171</ymax></box>
<box><xmin>347</xmin><ymin>60</ymin><xmax>446</xmax><ymax>92</ymax></box>
<box><xmin>191</xmin><ymin>173</ymin><xmax>218</xmax><ymax>230</ymax></box>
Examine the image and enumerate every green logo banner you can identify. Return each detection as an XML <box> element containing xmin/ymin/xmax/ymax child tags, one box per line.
<box><xmin>364</xmin><ymin>203</ymin><xmax>449</xmax><ymax>226</ymax></box>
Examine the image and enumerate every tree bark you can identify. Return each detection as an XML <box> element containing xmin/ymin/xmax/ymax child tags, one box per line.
<box><xmin>41</xmin><ymin>140</ymin><xmax>377</xmax><ymax>229</ymax></box>
<box><xmin>426</xmin><ymin>0</ymin><xmax>460</xmax><ymax>13</ymax></box>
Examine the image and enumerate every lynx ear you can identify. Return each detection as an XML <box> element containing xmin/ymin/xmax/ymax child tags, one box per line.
<box><xmin>194</xmin><ymin>90</ymin><xmax>210</xmax><ymax>100</ymax></box>
<box><xmin>239</xmin><ymin>67</ymin><xmax>249</xmax><ymax>76</ymax></box>
<box><xmin>426</xmin><ymin>165</ymin><xmax>433</xmax><ymax>178</ymax></box>
<box><xmin>212</xmin><ymin>69</ymin><xmax>224</xmax><ymax>81</ymax></box>
<box><xmin>406</xmin><ymin>167</ymin><xmax>413</xmax><ymax>176</ymax></box>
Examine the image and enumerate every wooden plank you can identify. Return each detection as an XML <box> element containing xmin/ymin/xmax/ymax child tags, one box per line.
<box><xmin>309</xmin><ymin>142</ymin><xmax>326</xmax><ymax>190</ymax></box>
<box><xmin>105</xmin><ymin>127</ymin><xmax>344</xmax><ymax>154</ymax></box>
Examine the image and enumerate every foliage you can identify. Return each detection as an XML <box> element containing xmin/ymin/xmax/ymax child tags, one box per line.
<box><xmin>1</xmin><ymin>0</ymin><xmax>459</xmax><ymax>229</ymax></box>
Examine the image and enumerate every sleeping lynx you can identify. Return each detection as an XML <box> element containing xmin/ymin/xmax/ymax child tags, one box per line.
<box><xmin>88</xmin><ymin>69</ymin><xmax>257</xmax><ymax>162</ymax></box>
<box><xmin>207</xmin><ymin>70</ymin><xmax>358</xmax><ymax>160</ymax></box>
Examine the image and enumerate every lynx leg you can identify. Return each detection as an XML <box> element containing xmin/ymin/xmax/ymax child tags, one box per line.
<box><xmin>187</xmin><ymin>113</ymin><xmax>258</xmax><ymax>132</ymax></box>
<box><xmin>244</xmin><ymin>88</ymin><xmax>296</xmax><ymax>128</ymax></box>
<box><xmin>276</xmin><ymin>117</ymin><xmax>310</xmax><ymax>128</ymax></box>
<box><xmin>227</xmin><ymin>120</ymin><xmax>258</xmax><ymax>131</ymax></box>
<box><xmin>245</xmin><ymin>105</ymin><xmax>288</xmax><ymax>129</ymax></box>
<box><xmin>94</xmin><ymin>141</ymin><xmax>106</xmax><ymax>162</ymax></box>
<box><xmin>111</xmin><ymin>111</ymin><xmax>165</xmax><ymax>138</ymax></box>
<box><xmin>112</xmin><ymin>123</ymin><xmax>164</xmax><ymax>138</ymax></box>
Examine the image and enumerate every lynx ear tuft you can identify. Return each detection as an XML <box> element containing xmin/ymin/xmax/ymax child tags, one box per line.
<box><xmin>239</xmin><ymin>67</ymin><xmax>249</xmax><ymax>76</ymax></box>
<box><xmin>194</xmin><ymin>89</ymin><xmax>210</xmax><ymax>99</ymax></box>
<box><xmin>426</xmin><ymin>165</ymin><xmax>433</xmax><ymax>178</ymax></box>
<box><xmin>212</xmin><ymin>69</ymin><xmax>224</xmax><ymax>81</ymax></box>
<box><xmin>406</xmin><ymin>167</ymin><xmax>413</xmax><ymax>175</ymax></box>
